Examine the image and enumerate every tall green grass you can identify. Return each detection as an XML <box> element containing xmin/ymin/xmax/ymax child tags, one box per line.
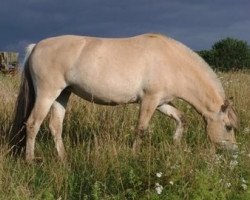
<box><xmin>0</xmin><ymin>71</ymin><xmax>249</xmax><ymax>200</ymax></box>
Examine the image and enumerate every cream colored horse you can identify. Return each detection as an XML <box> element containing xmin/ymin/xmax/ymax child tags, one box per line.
<box><xmin>11</xmin><ymin>33</ymin><xmax>238</xmax><ymax>162</ymax></box>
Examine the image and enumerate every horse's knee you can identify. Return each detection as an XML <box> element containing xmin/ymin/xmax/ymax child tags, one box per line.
<box><xmin>49</xmin><ymin>119</ymin><xmax>56</xmax><ymax>136</ymax></box>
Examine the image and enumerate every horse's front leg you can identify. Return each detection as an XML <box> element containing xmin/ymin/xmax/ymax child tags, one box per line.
<box><xmin>157</xmin><ymin>103</ymin><xmax>186</xmax><ymax>144</ymax></box>
<box><xmin>132</xmin><ymin>95</ymin><xmax>160</xmax><ymax>154</ymax></box>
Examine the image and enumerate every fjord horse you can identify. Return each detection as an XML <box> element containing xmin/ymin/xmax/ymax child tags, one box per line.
<box><xmin>10</xmin><ymin>33</ymin><xmax>238</xmax><ymax>162</ymax></box>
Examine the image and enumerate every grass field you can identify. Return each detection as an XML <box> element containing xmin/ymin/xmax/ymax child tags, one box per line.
<box><xmin>0</xmin><ymin>71</ymin><xmax>249</xmax><ymax>200</ymax></box>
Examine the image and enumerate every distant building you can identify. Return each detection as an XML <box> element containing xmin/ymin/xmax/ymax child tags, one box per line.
<box><xmin>0</xmin><ymin>52</ymin><xmax>19</xmax><ymax>74</ymax></box>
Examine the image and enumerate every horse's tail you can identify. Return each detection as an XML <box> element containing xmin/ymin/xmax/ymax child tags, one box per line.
<box><xmin>9</xmin><ymin>44</ymin><xmax>36</xmax><ymax>155</ymax></box>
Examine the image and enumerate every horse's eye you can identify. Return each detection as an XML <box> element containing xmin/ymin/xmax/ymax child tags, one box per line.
<box><xmin>225</xmin><ymin>125</ymin><xmax>233</xmax><ymax>132</ymax></box>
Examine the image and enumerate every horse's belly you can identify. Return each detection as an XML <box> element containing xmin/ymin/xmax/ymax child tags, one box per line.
<box><xmin>67</xmin><ymin>59</ymin><xmax>145</xmax><ymax>105</ymax></box>
<box><xmin>70</xmin><ymin>82</ymin><xmax>142</xmax><ymax>105</ymax></box>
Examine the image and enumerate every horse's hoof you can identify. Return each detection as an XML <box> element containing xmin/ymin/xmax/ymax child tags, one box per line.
<box><xmin>34</xmin><ymin>156</ymin><xmax>43</xmax><ymax>162</ymax></box>
<box><xmin>132</xmin><ymin>139</ymin><xmax>142</xmax><ymax>156</ymax></box>
<box><xmin>26</xmin><ymin>156</ymin><xmax>43</xmax><ymax>164</ymax></box>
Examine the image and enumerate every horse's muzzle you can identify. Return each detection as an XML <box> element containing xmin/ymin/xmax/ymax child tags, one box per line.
<box><xmin>217</xmin><ymin>141</ymin><xmax>239</xmax><ymax>153</ymax></box>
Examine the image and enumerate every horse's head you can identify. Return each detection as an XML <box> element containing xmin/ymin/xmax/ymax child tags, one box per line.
<box><xmin>206</xmin><ymin>100</ymin><xmax>239</xmax><ymax>152</ymax></box>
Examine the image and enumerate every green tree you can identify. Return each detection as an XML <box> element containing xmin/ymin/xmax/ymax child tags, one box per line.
<box><xmin>212</xmin><ymin>38</ymin><xmax>250</xmax><ymax>70</ymax></box>
<box><xmin>198</xmin><ymin>50</ymin><xmax>215</xmax><ymax>67</ymax></box>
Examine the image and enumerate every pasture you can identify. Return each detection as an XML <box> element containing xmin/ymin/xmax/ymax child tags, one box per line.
<box><xmin>0</xmin><ymin>71</ymin><xmax>249</xmax><ymax>199</ymax></box>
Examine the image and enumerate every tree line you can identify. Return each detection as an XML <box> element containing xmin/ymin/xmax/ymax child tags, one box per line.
<box><xmin>197</xmin><ymin>38</ymin><xmax>250</xmax><ymax>71</ymax></box>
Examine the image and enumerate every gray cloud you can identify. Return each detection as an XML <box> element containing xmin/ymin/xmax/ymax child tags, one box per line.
<box><xmin>1</xmin><ymin>0</ymin><xmax>250</xmax><ymax>58</ymax></box>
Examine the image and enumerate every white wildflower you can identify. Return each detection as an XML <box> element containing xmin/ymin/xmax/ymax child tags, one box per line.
<box><xmin>241</xmin><ymin>178</ymin><xmax>247</xmax><ymax>184</ymax></box>
<box><xmin>229</xmin><ymin>160</ymin><xmax>238</xmax><ymax>169</ymax></box>
<box><xmin>232</xmin><ymin>154</ymin><xmax>238</xmax><ymax>160</ymax></box>
<box><xmin>240</xmin><ymin>177</ymin><xmax>248</xmax><ymax>190</ymax></box>
<box><xmin>170</xmin><ymin>164</ymin><xmax>180</xmax><ymax>169</ymax></box>
<box><xmin>155</xmin><ymin>183</ymin><xmax>163</xmax><ymax>194</ymax></box>
<box><xmin>240</xmin><ymin>150</ymin><xmax>246</xmax><ymax>154</ymax></box>
<box><xmin>156</xmin><ymin>172</ymin><xmax>163</xmax><ymax>178</ymax></box>
<box><xmin>243</xmin><ymin>127</ymin><xmax>250</xmax><ymax>134</ymax></box>
<box><xmin>186</xmin><ymin>105</ymin><xmax>192</xmax><ymax>109</ymax></box>
<box><xmin>169</xmin><ymin>181</ymin><xmax>174</xmax><ymax>185</ymax></box>
<box><xmin>225</xmin><ymin>182</ymin><xmax>231</xmax><ymax>188</ymax></box>
<box><xmin>184</xmin><ymin>148</ymin><xmax>191</xmax><ymax>153</ymax></box>
<box><xmin>241</xmin><ymin>183</ymin><xmax>247</xmax><ymax>190</ymax></box>
<box><xmin>215</xmin><ymin>154</ymin><xmax>223</xmax><ymax>164</ymax></box>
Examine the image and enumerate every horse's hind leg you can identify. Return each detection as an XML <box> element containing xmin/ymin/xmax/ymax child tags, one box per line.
<box><xmin>157</xmin><ymin>103</ymin><xmax>186</xmax><ymax>144</ymax></box>
<box><xmin>132</xmin><ymin>95</ymin><xmax>160</xmax><ymax>153</ymax></box>
<box><xmin>49</xmin><ymin>89</ymin><xmax>71</xmax><ymax>161</ymax></box>
<box><xmin>26</xmin><ymin>90</ymin><xmax>62</xmax><ymax>163</ymax></box>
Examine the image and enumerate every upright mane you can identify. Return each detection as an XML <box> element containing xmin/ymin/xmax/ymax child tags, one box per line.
<box><xmin>159</xmin><ymin>34</ymin><xmax>225</xmax><ymax>98</ymax></box>
<box><xmin>164</xmin><ymin>35</ymin><xmax>225</xmax><ymax>100</ymax></box>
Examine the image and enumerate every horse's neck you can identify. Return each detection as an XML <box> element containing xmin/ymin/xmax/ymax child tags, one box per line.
<box><xmin>187</xmin><ymin>93</ymin><xmax>223</xmax><ymax>118</ymax></box>
<box><xmin>179</xmin><ymin>76</ymin><xmax>225</xmax><ymax>119</ymax></box>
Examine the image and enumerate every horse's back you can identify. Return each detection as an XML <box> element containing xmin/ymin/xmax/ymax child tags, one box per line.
<box><xmin>28</xmin><ymin>33</ymin><xmax>222</xmax><ymax>105</ymax></box>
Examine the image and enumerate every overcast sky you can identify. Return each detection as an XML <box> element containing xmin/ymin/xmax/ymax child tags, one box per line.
<box><xmin>1</xmin><ymin>0</ymin><xmax>250</xmax><ymax>58</ymax></box>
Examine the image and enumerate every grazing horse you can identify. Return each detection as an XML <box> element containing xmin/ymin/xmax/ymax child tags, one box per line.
<box><xmin>10</xmin><ymin>33</ymin><xmax>238</xmax><ymax>162</ymax></box>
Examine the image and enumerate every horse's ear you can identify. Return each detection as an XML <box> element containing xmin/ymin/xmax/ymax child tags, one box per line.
<box><xmin>221</xmin><ymin>98</ymin><xmax>234</xmax><ymax>112</ymax></box>
<box><xmin>221</xmin><ymin>99</ymin><xmax>230</xmax><ymax>112</ymax></box>
<box><xmin>221</xmin><ymin>99</ymin><xmax>239</xmax><ymax>129</ymax></box>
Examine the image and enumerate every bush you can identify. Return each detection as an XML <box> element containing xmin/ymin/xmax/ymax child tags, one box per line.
<box><xmin>198</xmin><ymin>38</ymin><xmax>250</xmax><ymax>71</ymax></box>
